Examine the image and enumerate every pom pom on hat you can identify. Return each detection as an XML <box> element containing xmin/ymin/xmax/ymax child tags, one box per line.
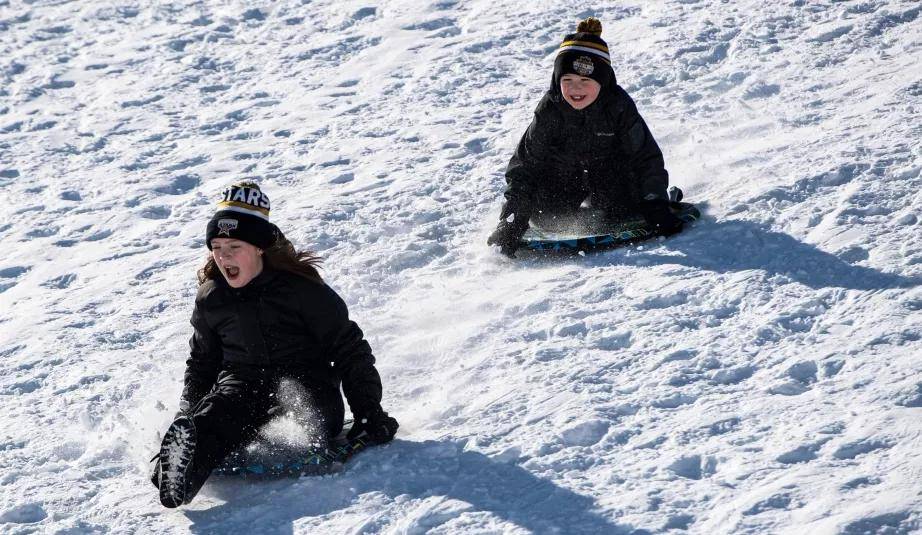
<box><xmin>576</xmin><ymin>17</ymin><xmax>602</xmax><ymax>36</ymax></box>
<box><xmin>205</xmin><ymin>181</ymin><xmax>278</xmax><ymax>250</ymax></box>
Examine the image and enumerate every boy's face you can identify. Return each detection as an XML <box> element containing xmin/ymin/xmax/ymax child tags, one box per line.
<box><xmin>560</xmin><ymin>74</ymin><xmax>601</xmax><ymax>110</ymax></box>
<box><xmin>210</xmin><ymin>238</ymin><xmax>264</xmax><ymax>288</ymax></box>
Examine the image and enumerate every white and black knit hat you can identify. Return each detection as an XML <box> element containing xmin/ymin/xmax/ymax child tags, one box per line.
<box><xmin>553</xmin><ymin>17</ymin><xmax>614</xmax><ymax>89</ymax></box>
<box><xmin>205</xmin><ymin>181</ymin><xmax>278</xmax><ymax>250</ymax></box>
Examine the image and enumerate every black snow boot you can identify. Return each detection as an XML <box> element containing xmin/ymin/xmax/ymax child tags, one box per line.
<box><xmin>157</xmin><ymin>416</ymin><xmax>206</xmax><ymax>508</ymax></box>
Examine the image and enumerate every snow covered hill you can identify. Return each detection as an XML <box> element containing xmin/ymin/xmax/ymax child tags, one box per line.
<box><xmin>1</xmin><ymin>0</ymin><xmax>920</xmax><ymax>533</ymax></box>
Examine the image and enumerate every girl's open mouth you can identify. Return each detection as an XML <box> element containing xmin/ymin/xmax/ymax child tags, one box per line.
<box><xmin>225</xmin><ymin>266</ymin><xmax>240</xmax><ymax>279</ymax></box>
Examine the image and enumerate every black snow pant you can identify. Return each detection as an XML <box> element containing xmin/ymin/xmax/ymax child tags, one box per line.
<box><xmin>193</xmin><ymin>370</ymin><xmax>345</xmax><ymax>467</ymax></box>
<box><xmin>156</xmin><ymin>370</ymin><xmax>345</xmax><ymax>489</ymax></box>
<box><xmin>529</xmin><ymin>187</ymin><xmax>641</xmax><ymax>233</ymax></box>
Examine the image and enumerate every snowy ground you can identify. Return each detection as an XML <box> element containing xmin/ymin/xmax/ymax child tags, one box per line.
<box><xmin>1</xmin><ymin>0</ymin><xmax>921</xmax><ymax>533</ymax></box>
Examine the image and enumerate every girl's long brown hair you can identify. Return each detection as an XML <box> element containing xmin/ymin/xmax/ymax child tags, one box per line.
<box><xmin>198</xmin><ymin>230</ymin><xmax>323</xmax><ymax>284</ymax></box>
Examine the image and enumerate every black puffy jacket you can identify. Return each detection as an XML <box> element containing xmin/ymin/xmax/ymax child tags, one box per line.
<box><xmin>504</xmin><ymin>83</ymin><xmax>669</xmax><ymax>220</ymax></box>
<box><xmin>181</xmin><ymin>267</ymin><xmax>383</xmax><ymax>419</ymax></box>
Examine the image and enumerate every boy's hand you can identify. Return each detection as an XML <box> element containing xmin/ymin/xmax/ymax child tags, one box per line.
<box><xmin>641</xmin><ymin>200</ymin><xmax>684</xmax><ymax>237</ymax></box>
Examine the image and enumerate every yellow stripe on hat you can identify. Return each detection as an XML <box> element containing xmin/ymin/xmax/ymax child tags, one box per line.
<box><xmin>218</xmin><ymin>200</ymin><xmax>270</xmax><ymax>217</ymax></box>
<box><xmin>557</xmin><ymin>45</ymin><xmax>611</xmax><ymax>64</ymax></box>
<box><xmin>559</xmin><ymin>40</ymin><xmax>609</xmax><ymax>53</ymax></box>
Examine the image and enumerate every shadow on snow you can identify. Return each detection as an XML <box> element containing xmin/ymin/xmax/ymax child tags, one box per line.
<box><xmin>183</xmin><ymin>439</ymin><xmax>641</xmax><ymax>534</ymax></box>
<box><xmin>556</xmin><ymin>218</ymin><xmax>917</xmax><ymax>291</ymax></box>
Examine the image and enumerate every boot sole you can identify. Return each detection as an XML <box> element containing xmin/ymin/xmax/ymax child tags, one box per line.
<box><xmin>159</xmin><ymin>416</ymin><xmax>197</xmax><ymax>508</ymax></box>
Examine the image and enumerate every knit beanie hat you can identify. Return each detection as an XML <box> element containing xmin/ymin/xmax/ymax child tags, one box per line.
<box><xmin>553</xmin><ymin>17</ymin><xmax>614</xmax><ymax>89</ymax></box>
<box><xmin>205</xmin><ymin>181</ymin><xmax>278</xmax><ymax>250</ymax></box>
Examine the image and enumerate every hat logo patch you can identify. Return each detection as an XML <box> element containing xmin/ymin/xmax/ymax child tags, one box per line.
<box><xmin>217</xmin><ymin>218</ymin><xmax>239</xmax><ymax>236</ymax></box>
<box><xmin>573</xmin><ymin>56</ymin><xmax>595</xmax><ymax>76</ymax></box>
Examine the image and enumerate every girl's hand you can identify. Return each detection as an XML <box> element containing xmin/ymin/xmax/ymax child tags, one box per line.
<box><xmin>347</xmin><ymin>408</ymin><xmax>399</xmax><ymax>443</ymax></box>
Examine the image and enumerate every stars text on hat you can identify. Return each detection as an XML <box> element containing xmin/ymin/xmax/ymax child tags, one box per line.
<box><xmin>217</xmin><ymin>218</ymin><xmax>239</xmax><ymax>236</ymax></box>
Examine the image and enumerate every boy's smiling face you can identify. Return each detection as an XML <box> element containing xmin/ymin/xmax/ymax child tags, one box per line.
<box><xmin>560</xmin><ymin>74</ymin><xmax>601</xmax><ymax>110</ymax></box>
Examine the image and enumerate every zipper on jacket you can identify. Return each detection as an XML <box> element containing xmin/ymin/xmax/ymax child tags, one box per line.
<box><xmin>234</xmin><ymin>289</ymin><xmax>271</xmax><ymax>365</ymax></box>
<box><xmin>255</xmin><ymin>291</ymin><xmax>271</xmax><ymax>364</ymax></box>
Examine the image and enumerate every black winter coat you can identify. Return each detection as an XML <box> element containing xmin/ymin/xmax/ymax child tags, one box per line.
<box><xmin>181</xmin><ymin>267</ymin><xmax>382</xmax><ymax>419</ymax></box>
<box><xmin>504</xmin><ymin>84</ymin><xmax>669</xmax><ymax>220</ymax></box>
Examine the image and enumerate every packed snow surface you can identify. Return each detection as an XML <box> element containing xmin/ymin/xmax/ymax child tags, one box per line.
<box><xmin>1</xmin><ymin>0</ymin><xmax>921</xmax><ymax>533</ymax></box>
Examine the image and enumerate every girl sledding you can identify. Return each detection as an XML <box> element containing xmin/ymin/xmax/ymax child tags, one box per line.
<box><xmin>150</xmin><ymin>182</ymin><xmax>399</xmax><ymax>508</ymax></box>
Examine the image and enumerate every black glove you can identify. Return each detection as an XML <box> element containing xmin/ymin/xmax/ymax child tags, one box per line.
<box><xmin>641</xmin><ymin>200</ymin><xmax>684</xmax><ymax>237</ymax></box>
<box><xmin>487</xmin><ymin>203</ymin><xmax>530</xmax><ymax>258</ymax></box>
<box><xmin>347</xmin><ymin>408</ymin><xmax>399</xmax><ymax>443</ymax></box>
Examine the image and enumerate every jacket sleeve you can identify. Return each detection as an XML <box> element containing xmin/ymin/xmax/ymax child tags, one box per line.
<box><xmin>309</xmin><ymin>284</ymin><xmax>383</xmax><ymax>416</ymax></box>
<box><xmin>182</xmin><ymin>299</ymin><xmax>222</xmax><ymax>406</ymax></box>
<box><xmin>503</xmin><ymin>96</ymin><xmax>562</xmax><ymax>216</ymax></box>
<box><xmin>613</xmin><ymin>86</ymin><xmax>669</xmax><ymax>202</ymax></box>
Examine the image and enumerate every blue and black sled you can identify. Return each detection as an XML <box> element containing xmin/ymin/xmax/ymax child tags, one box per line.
<box><xmin>519</xmin><ymin>188</ymin><xmax>699</xmax><ymax>254</ymax></box>
<box><xmin>213</xmin><ymin>423</ymin><xmax>374</xmax><ymax>479</ymax></box>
